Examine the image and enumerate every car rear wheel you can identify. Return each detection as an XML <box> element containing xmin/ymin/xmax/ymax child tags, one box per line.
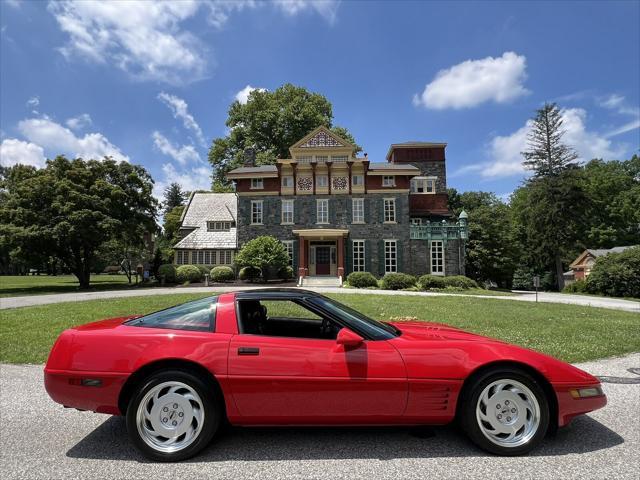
<box><xmin>460</xmin><ymin>368</ymin><xmax>549</xmax><ymax>455</ymax></box>
<box><xmin>126</xmin><ymin>370</ymin><xmax>220</xmax><ymax>461</ymax></box>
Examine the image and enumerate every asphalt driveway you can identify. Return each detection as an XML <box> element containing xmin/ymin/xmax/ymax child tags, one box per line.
<box><xmin>2</xmin><ymin>354</ymin><xmax>639</xmax><ymax>479</ymax></box>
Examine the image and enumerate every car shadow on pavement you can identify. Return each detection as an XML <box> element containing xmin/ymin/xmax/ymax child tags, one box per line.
<box><xmin>66</xmin><ymin>414</ymin><xmax>623</xmax><ymax>463</ymax></box>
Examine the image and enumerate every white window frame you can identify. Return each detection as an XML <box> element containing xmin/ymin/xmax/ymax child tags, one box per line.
<box><xmin>251</xmin><ymin>200</ymin><xmax>263</xmax><ymax>225</ymax></box>
<box><xmin>410</xmin><ymin>176</ymin><xmax>437</xmax><ymax>194</ymax></box>
<box><xmin>352</xmin><ymin>174</ymin><xmax>364</xmax><ymax>186</ymax></box>
<box><xmin>352</xmin><ymin>240</ymin><xmax>365</xmax><ymax>272</ymax></box>
<box><xmin>316</xmin><ymin>174</ymin><xmax>328</xmax><ymax>187</ymax></box>
<box><xmin>384</xmin><ymin>240</ymin><xmax>397</xmax><ymax>274</ymax></box>
<box><xmin>430</xmin><ymin>240</ymin><xmax>445</xmax><ymax>276</ymax></box>
<box><xmin>281</xmin><ymin>199</ymin><xmax>294</xmax><ymax>224</ymax></box>
<box><xmin>352</xmin><ymin>198</ymin><xmax>364</xmax><ymax>223</ymax></box>
<box><xmin>382</xmin><ymin>175</ymin><xmax>395</xmax><ymax>187</ymax></box>
<box><xmin>221</xmin><ymin>250</ymin><xmax>232</xmax><ymax>265</ymax></box>
<box><xmin>281</xmin><ymin>176</ymin><xmax>294</xmax><ymax>188</ymax></box>
<box><xmin>384</xmin><ymin>198</ymin><xmax>396</xmax><ymax>223</ymax></box>
<box><xmin>207</xmin><ymin>221</ymin><xmax>231</xmax><ymax>232</ymax></box>
<box><xmin>250</xmin><ymin>178</ymin><xmax>264</xmax><ymax>189</ymax></box>
<box><xmin>282</xmin><ymin>240</ymin><xmax>294</xmax><ymax>267</ymax></box>
<box><xmin>316</xmin><ymin>199</ymin><xmax>329</xmax><ymax>224</ymax></box>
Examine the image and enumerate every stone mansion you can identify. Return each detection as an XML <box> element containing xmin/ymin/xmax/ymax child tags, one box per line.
<box><xmin>174</xmin><ymin>126</ymin><xmax>468</xmax><ymax>286</ymax></box>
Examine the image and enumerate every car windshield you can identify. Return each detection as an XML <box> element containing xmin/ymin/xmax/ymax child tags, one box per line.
<box><xmin>125</xmin><ymin>296</ymin><xmax>217</xmax><ymax>332</ymax></box>
<box><xmin>308</xmin><ymin>296</ymin><xmax>399</xmax><ymax>340</ymax></box>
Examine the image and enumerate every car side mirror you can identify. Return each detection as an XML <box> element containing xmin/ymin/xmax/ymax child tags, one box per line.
<box><xmin>336</xmin><ymin>328</ymin><xmax>364</xmax><ymax>347</ymax></box>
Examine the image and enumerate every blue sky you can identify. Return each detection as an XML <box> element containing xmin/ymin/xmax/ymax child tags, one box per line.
<box><xmin>1</xmin><ymin>0</ymin><xmax>639</xmax><ymax>201</ymax></box>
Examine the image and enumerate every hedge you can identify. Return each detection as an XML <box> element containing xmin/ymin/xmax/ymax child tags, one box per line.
<box><xmin>380</xmin><ymin>273</ymin><xmax>416</xmax><ymax>290</ymax></box>
<box><xmin>563</xmin><ymin>279</ymin><xmax>587</xmax><ymax>294</ymax></box>
<box><xmin>176</xmin><ymin>265</ymin><xmax>202</xmax><ymax>284</ymax></box>
<box><xmin>158</xmin><ymin>264</ymin><xmax>177</xmax><ymax>283</ymax></box>
<box><xmin>278</xmin><ymin>265</ymin><xmax>294</xmax><ymax>280</ymax></box>
<box><xmin>239</xmin><ymin>266</ymin><xmax>261</xmax><ymax>282</ymax></box>
<box><xmin>418</xmin><ymin>274</ymin><xmax>447</xmax><ymax>290</ymax></box>
<box><xmin>196</xmin><ymin>265</ymin><xmax>211</xmax><ymax>277</ymax></box>
<box><xmin>211</xmin><ymin>266</ymin><xmax>235</xmax><ymax>282</ymax></box>
<box><xmin>586</xmin><ymin>246</ymin><xmax>640</xmax><ymax>298</ymax></box>
<box><xmin>346</xmin><ymin>272</ymin><xmax>378</xmax><ymax>288</ymax></box>
<box><xmin>419</xmin><ymin>274</ymin><xmax>479</xmax><ymax>290</ymax></box>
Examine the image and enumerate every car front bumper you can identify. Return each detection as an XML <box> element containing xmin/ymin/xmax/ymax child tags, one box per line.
<box><xmin>554</xmin><ymin>383</ymin><xmax>607</xmax><ymax>427</ymax></box>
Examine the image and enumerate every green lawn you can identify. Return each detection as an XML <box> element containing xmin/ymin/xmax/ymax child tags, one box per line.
<box><xmin>1</xmin><ymin>292</ymin><xmax>638</xmax><ymax>365</ymax></box>
<box><xmin>0</xmin><ymin>274</ymin><xmax>151</xmax><ymax>297</ymax></box>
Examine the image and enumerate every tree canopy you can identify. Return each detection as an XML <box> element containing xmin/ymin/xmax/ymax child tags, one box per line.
<box><xmin>162</xmin><ymin>182</ymin><xmax>187</xmax><ymax>214</ymax></box>
<box><xmin>208</xmin><ymin>83</ymin><xmax>360</xmax><ymax>188</ymax></box>
<box><xmin>0</xmin><ymin>156</ymin><xmax>158</xmax><ymax>287</ymax></box>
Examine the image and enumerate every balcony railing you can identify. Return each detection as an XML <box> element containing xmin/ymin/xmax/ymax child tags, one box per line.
<box><xmin>410</xmin><ymin>220</ymin><xmax>468</xmax><ymax>241</ymax></box>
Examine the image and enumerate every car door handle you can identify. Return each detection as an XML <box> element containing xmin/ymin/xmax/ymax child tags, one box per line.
<box><xmin>238</xmin><ymin>347</ymin><xmax>260</xmax><ymax>356</ymax></box>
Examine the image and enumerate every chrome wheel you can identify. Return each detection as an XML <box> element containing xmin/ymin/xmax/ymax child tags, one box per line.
<box><xmin>475</xmin><ymin>379</ymin><xmax>541</xmax><ymax>448</ymax></box>
<box><xmin>136</xmin><ymin>381</ymin><xmax>205</xmax><ymax>453</ymax></box>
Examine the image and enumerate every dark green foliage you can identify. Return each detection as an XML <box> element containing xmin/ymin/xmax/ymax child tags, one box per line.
<box><xmin>418</xmin><ymin>274</ymin><xmax>447</xmax><ymax>290</ymax></box>
<box><xmin>157</xmin><ymin>264</ymin><xmax>177</xmax><ymax>283</ymax></box>
<box><xmin>234</xmin><ymin>236</ymin><xmax>289</xmax><ymax>281</ymax></box>
<box><xmin>162</xmin><ymin>183</ymin><xmax>186</xmax><ymax>214</ymax></box>
<box><xmin>176</xmin><ymin>265</ymin><xmax>202</xmax><ymax>284</ymax></box>
<box><xmin>239</xmin><ymin>266</ymin><xmax>261</xmax><ymax>282</ymax></box>
<box><xmin>522</xmin><ymin>103</ymin><xmax>579</xmax><ymax>176</ymax></box>
<box><xmin>442</xmin><ymin>276</ymin><xmax>479</xmax><ymax>289</ymax></box>
<box><xmin>211</xmin><ymin>266</ymin><xmax>235</xmax><ymax>282</ymax></box>
<box><xmin>380</xmin><ymin>273</ymin><xmax>416</xmax><ymax>290</ymax></box>
<box><xmin>346</xmin><ymin>272</ymin><xmax>378</xmax><ymax>288</ymax></box>
<box><xmin>278</xmin><ymin>265</ymin><xmax>294</xmax><ymax>280</ymax></box>
<box><xmin>586</xmin><ymin>246</ymin><xmax>640</xmax><ymax>298</ymax></box>
<box><xmin>196</xmin><ymin>265</ymin><xmax>211</xmax><ymax>277</ymax></box>
<box><xmin>208</xmin><ymin>84</ymin><xmax>360</xmax><ymax>187</ymax></box>
<box><xmin>563</xmin><ymin>280</ymin><xmax>588</xmax><ymax>293</ymax></box>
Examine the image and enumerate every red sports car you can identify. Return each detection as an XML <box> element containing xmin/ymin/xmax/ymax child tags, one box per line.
<box><xmin>45</xmin><ymin>289</ymin><xmax>606</xmax><ymax>461</ymax></box>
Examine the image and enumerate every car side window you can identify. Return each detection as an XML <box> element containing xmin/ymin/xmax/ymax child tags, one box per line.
<box><xmin>126</xmin><ymin>296</ymin><xmax>217</xmax><ymax>332</ymax></box>
<box><xmin>237</xmin><ymin>299</ymin><xmax>339</xmax><ymax>340</ymax></box>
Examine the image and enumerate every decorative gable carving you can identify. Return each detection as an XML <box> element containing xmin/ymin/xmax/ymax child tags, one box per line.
<box><xmin>300</xmin><ymin>131</ymin><xmax>344</xmax><ymax>148</ymax></box>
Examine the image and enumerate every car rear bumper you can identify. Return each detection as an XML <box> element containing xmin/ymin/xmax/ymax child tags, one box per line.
<box><xmin>554</xmin><ymin>383</ymin><xmax>607</xmax><ymax>427</ymax></box>
<box><xmin>44</xmin><ymin>368</ymin><xmax>129</xmax><ymax>415</ymax></box>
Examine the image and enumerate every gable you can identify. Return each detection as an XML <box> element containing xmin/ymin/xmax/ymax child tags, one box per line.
<box><xmin>290</xmin><ymin>126</ymin><xmax>353</xmax><ymax>151</ymax></box>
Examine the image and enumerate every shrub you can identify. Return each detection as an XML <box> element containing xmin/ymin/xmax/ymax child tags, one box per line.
<box><xmin>380</xmin><ymin>272</ymin><xmax>416</xmax><ymax>290</ymax></box>
<box><xmin>239</xmin><ymin>266</ymin><xmax>261</xmax><ymax>282</ymax></box>
<box><xmin>176</xmin><ymin>265</ymin><xmax>202</xmax><ymax>284</ymax></box>
<box><xmin>158</xmin><ymin>264</ymin><xmax>177</xmax><ymax>283</ymax></box>
<box><xmin>563</xmin><ymin>279</ymin><xmax>587</xmax><ymax>294</ymax></box>
<box><xmin>586</xmin><ymin>246</ymin><xmax>640</xmax><ymax>298</ymax></box>
<box><xmin>211</xmin><ymin>266</ymin><xmax>235</xmax><ymax>282</ymax></box>
<box><xmin>418</xmin><ymin>274</ymin><xmax>446</xmax><ymax>290</ymax></box>
<box><xmin>196</xmin><ymin>264</ymin><xmax>211</xmax><ymax>277</ymax></box>
<box><xmin>278</xmin><ymin>265</ymin><xmax>294</xmax><ymax>280</ymax></box>
<box><xmin>442</xmin><ymin>275</ymin><xmax>479</xmax><ymax>289</ymax></box>
<box><xmin>234</xmin><ymin>236</ymin><xmax>289</xmax><ymax>281</ymax></box>
<box><xmin>346</xmin><ymin>271</ymin><xmax>378</xmax><ymax>288</ymax></box>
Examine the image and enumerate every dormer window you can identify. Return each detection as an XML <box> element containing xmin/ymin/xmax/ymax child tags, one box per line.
<box><xmin>251</xmin><ymin>178</ymin><xmax>264</xmax><ymax>189</ymax></box>
<box><xmin>382</xmin><ymin>175</ymin><xmax>395</xmax><ymax>187</ymax></box>
<box><xmin>207</xmin><ymin>221</ymin><xmax>233</xmax><ymax>232</ymax></box>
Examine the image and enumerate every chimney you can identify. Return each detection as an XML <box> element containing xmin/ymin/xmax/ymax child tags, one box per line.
<box><xmin>243</xmin><ymin>147</ymin><xmax>256</xmax><ymax>167</ymax></box>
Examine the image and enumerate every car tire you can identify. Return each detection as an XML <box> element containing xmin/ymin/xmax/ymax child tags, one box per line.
<box><xmin>126</xmin><ymin>369</ymin><xmax>221</xmax><ymax>462</ymax></box>
<box><xmin>459</xmin><ymin>368</ymin><xmax>550</xmax><ymax>456</ymax></box>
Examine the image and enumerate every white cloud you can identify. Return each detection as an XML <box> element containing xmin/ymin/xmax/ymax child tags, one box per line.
<box><xmin>152</xmin><ymin>163</ymin><xmax>211</xmax><ymax>200</ymax></box>
<box><xmin>455</xmin><ymin>108</ymin><xmax>624</xmax><ymax>179</ymax></box>
<box><xmin>413</xmin><ymin>52</ymin><xmax>529</xmax><ymax>110</ymax></box>
<box><xmin>152</xmin><ymin>131</ymin><xmax>201</xmax><ymax>165</ymax></box>
<box><xmin>26</xmin><ymin>96</ymin><xmax>40</xmax><ymax>109</ymax></box>
<box><xmin>65</xmin><ymin>113</ymin><xmax>93</xmax><ymax>131</ymax></box>
<box><xmin>48</xmin><ymin>1</ymin><xmax>339</xmax><ymax>85</ymax></box>
<box><xmin>598</xmin><ymin>94</ymin><xmax>625</xmax><ymax>110</ymax></box>
<box><xmin>157</xmin><ymin>92</ymin><xmax>206</xmax><ymax>146</ymax></box>
<box><xmin>597</xmin><ymin>93</ymin><xmax>640</xmax><ymax>137</ymax></box>
<box><xmin>0</xmin><ymin>139</ymin><xmax>47</xmax><ymax>168</ymax></box>
<box><xmin>18</xmin><ymin>117</ymin><xmax>129</xmax><ymax>162</ymax></box>
<box><xmin>235</xmin><ymin>84</ymin><xmax>266</xmax><ymax>104</ymax></box>
<box><xmin>273</xmin><ymin>0</ymin><xmax>340</xmax><ymax>24</ymax></box>
<box><xmin>5</xmin><ymin>0</ymin><xmax>22</xmax><ymax>8</ymax></box>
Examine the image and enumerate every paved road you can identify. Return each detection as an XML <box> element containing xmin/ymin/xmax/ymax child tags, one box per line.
<box><xmin>2</xmin><ymin>354</ymin><xmax>639</xmax><ymax>479</ymax></box>
<box><xmin>1</xmin><ymin>285</ymin><xmax>638</xmax><ymax>312</ymax></box>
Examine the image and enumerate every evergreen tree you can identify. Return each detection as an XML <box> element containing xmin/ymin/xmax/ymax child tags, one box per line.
<box><xmin>522</xmin><ymin>103</ymin><xmax>579</xmax><ymax>176</ymax></box>
<box><xmin>162</xmin><ymin>182</ymin><xmax>186</xmax><ymax>213</ymax></box>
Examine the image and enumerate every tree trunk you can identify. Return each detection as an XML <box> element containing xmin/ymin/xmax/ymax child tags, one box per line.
<box><xmin>554</xmin><ymin>254</ymin><xmax>565</xmax><ymax>291</ymax></box>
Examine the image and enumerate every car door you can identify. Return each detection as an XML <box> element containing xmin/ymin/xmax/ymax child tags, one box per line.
<box><xmin>227</xmin><ymin>298</ymin><xmax>407</xmax><ymax>424</ymax></box>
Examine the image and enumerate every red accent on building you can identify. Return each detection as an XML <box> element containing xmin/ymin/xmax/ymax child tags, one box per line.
<box><xmin>235</xmin><ymin>177</ymin><xmax>280</xmax><ymax>193</ymax></box>
<box><xmin>365</xmin><ymin>175</ymin><xmax>411</xmax><ymax>190</ymax></box>
<box><xmin>390</xmin><ymin>147</ymin><xmax>445</xmax><ymax>163</ymax></box>
<box><xmin>409</xmin><ymin>193</ymin><xmax>450</xmax><ymax>216</ymax></box>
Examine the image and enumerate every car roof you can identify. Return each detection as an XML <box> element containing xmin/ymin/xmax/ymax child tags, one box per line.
<box><xmin>234</xmin><ymin>288</ymin><xmax>322</xmax><ymax>300</ymax></box>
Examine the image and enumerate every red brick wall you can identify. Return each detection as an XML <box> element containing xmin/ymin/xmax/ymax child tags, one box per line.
<box><xmin>366</xmin><ymin>175</ymin><xmax>410</xmax><ymax>190</ymax></box>
<box><xmin>235</xmin><ymin>177</ymin><xmax>280</xmax><ymax>193</ymax></box>
<box><xmin>391</xmin><ymin>147</ymin><xmax>445</xmax><ymax>163</ymax></box>
<box><xmin>409</xmin><ymin>193</ymin><xmax>450</xmax><ymax>215</ymax></box>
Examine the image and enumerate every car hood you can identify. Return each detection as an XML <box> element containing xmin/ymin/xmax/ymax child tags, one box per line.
<box><xmin>390</xmin><ymin>321</ymin><xmax>497</xmax><ymax>342</ymax></box>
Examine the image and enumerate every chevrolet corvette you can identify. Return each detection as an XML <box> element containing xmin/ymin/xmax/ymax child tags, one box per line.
<box><xmin>44</xmin><ymin>289</ymin><xmax>606</xmax><ymax>461</ymax></box>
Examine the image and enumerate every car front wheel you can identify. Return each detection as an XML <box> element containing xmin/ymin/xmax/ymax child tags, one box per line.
<box><xmin>460</xmin><ymin>368</ymin><xmax>550</xmax><ymax>455</ymax></box>
<box><xmin>126</xmin><ymin>369</ymin><xmax>220</xmax><ymax>462</ymax></box>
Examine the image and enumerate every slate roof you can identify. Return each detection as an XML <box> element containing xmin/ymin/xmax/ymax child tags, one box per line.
<box><xmin>587</xmin><ymin>246</ymin><xmax>635</xmax><ymax>257</ymax></box>
<box><xmin>227</xmin><ymin>165</ymin><xmax>278</xmax><ymax>175</ymax></box>
<box><xmin>174</xmin><ymin>193</ymin><xmax>237</xmax><ymax>249</ymax></box>
<box><xmin>367</xmin><ymin>163</ymin><xmax>420</xmax><ymax>171</ymax></box>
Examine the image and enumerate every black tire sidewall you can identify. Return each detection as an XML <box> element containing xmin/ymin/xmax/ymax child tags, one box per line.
<box><xmin>460</xmin><ymin>368</ymin><xmax>550</xmax><ymax>456</ymax></box>
<box><xmin>126</xmin><ymin>369</ymin><xmax>220</xmax><ymax>462</ymax></box>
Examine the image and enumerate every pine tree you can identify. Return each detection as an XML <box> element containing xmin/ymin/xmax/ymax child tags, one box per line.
<box><xmin>522</xmin><ymin>103</ymin><xmax>578</xmax><ymax>176</ymax></box>
<box><xmin>162</xmin><ymin>183</ymin><xmax>186</xmax><ymax>214</ymax></box>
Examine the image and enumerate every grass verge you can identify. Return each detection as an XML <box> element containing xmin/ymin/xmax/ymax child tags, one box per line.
<box><xmin>0</xmin><ymin>292</ymin><xmax>638</xmax><ymax>364</ymax></box>
<box><xmin>0</xmin><ymin>274</ymin><xmax>154</xmax><ymax>298</ymax></box>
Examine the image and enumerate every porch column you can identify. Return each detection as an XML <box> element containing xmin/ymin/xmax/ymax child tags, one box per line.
<box><xmin>337</xmin><ymin>235</ymin><xmax>345</xmax><ymax>278</ymax></box>
<box><xmin>298</xmin><ymin>237</ymin><xmax>307</xmax><ymax>278</ymax></box>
